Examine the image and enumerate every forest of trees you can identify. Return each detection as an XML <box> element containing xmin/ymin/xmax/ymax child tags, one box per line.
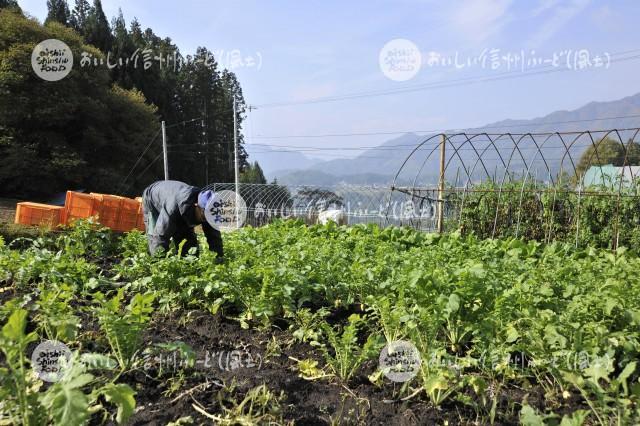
<box><xmin>0</xmin><ymin>1</ymin><xmax>263</xmax><ymax>198</ymax></box>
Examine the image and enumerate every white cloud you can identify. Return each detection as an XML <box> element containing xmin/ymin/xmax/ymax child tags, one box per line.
<box><xmin>532</xmin><ymin>0</ymin><xmax>561</xmax><ymax>17</ymax></box>
<box><xmin>590</xmin><ymin>5</ymin><xmax>622</xmax><ymax>32</ymax></box>
<box><xmin>289</xmin><ymin>82</ymin><xmax>337</xmax><ymax>102</ymax></box>
<box><xmin>450</xmin><ymin>0</ymin><xmax>515</xmax><ymax>44</ymax></box>
<box><xmin>526</xmin><ymin>0</ymin><xmax>591</xmax><ymax>48</ymax></box>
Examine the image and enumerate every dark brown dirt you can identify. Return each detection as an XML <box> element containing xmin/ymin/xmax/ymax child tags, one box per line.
<box><xmin>0</xmin><ymin>198</ymin><xmax>19</xmax><ymax>224</ymax></box>
<box><xmin>1</xmin><ymin>246</ymin><xmax>578</xmax><ymax>426</ymax></box>
<box><xmin>121</xmin><ymin>310</ymin><xmax>541</xmax><ymax>426</ymax></box>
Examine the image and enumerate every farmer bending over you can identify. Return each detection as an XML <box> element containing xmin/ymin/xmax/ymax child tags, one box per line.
<box><xmin>141</xmin><ymin>180</ymin><xmax>224</xmax><ymax>261</ymax></box>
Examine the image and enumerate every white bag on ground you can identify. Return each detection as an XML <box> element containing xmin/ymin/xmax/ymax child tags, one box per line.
<box><xmin>318</xmin><ymin>209</ymin><xmax>347</xmax><ymax>225</ymax></box>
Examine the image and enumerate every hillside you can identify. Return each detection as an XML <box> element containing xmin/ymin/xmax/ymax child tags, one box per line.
<box><xmin>270</xmin><ymin>93</ymin><xmax>640</xmax><ymax>185</ymax></box>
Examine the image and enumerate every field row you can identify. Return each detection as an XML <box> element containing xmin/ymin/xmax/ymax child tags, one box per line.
<box><xmin>0</xmin><ymin>220</ymin><xmax>639</xmax><ymax>424</ymax></box>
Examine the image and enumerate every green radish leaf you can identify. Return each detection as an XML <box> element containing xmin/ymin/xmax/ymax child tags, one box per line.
<box><xmin>102</xmin><ymin>383</ymin><xmax>136</xmax><ymax>424</ymax></box>
<box><xmin>604</xmin><ymin>298</ymin><xmax>617</xmax><ymax>315</ymax></box>
<box><xmin>505</xmin><ymin>325</ymin><xmax>520</xmax><ymax>343</ymax></box>
<box><xmin>2</xmin><ymin>309</ymin><xmax>29</xmax><ymax>341</ymax></box>
<box><xmin>424</xmin><ymin>375</ymin><xmax>448</xmax><ymax>393</ymax></box>
<box><xmin>520</xmin><ymin>405</ymin><xmax>545</xmax><ymax>426</ymax></box>
<box><xmin>468</xmin><ymin>262</ymin><xmax>486</xmax><ymax>278</ymax></box>
<box><xmin>41</xmin><ymin>384</ymin><xmax>90</xmax><ymax>426</ymax></box>
<box><xmin>584</xmin><ymin>356</ymin><xmax>613</xmax><ymax>385</ymax></box>
<box><xmin>559</xmin><ymin>410</ymin><xmax>590</xmax><ymax>426</ymax></box>
<box><xmin>446</xmin><ymin>294</ymin><xmax>460</xmax><ymax>314</ymax></box>
<box><xmin>615</xmin><ymin>361</ymin><xmax>637</xmax><ymax>395</ymax></box>
<box><xmin>80</xmin><ymin>353</ymin><xmax>118</xmax><ymax>370</ymax></box>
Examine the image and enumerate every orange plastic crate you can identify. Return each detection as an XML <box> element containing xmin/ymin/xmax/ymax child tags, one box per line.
<box><xmin>136</xmin><ymin>213</ymin><xmax>145</xmax><ymax>231</ymax></box>
<box><xmin>63</xmin><ymin>191</ymin><xmax>144</xmax><ymax>232</ymax></box>
<box><xmin>90</xmin><ymin>193</ymin><xmax>146</xmax><ymax>232</ymax></box>
<box><xmin>90</xmin><ymin>193</ymin><xmax>124</xmax><ymax>231</ymax></box>
<box><xmin>118</xmin><ymin>198</ymin><xmax>141</xmax><ymax>232</ymax></box>
<box><xmin>136</xmin><ymin>210</ymin><xmax>145</xmax><ymax>231</ymax></box>
<box><xmin>135</xmin><ymin>197</ymin><xmax>145</xmax><ymax>231</ymax></box>
<box><xmin>14</xmin><ymin>202</ymin><xmax>64</xmax><ymax>227</ymax></box>
<box><xmin>64</xmin><ymin>191</ymin><xmax>99</xmax><ymax>224</ymax></box>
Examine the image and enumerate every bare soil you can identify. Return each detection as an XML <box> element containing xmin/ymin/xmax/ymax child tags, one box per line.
<box><xmin>122</xmin><ymin>310</ymin><xmax>551</xmax><ymax>426</ymax></box>
<box><xmin>0</xmin><ymin>198</ymin><xmax>19</xmax><ymax>223</ymax></box>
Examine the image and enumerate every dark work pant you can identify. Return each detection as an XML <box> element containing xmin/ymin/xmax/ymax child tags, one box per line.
<box><xmin>142</xmin><ymin>191</ymin><xmax>222</xmax><ymax>257</ymax></box>
<box><xmin>172</xmin><ymin>225</ymin><xmax>224</xmax><ymax>258</ymax></box>
<box><xmin>142</xmin><ymin>195</ymin><xmax>161</xmax><ymax>255</ymax></box>
<box><xmin>173</xmin><ymin>226</ymin><xmax>199</xmax><ymax>257</ymax></box>
<box><xmin>206</xmin><ymin>227</ymin><xmax>224</xmax><ymax>259</ymax></box>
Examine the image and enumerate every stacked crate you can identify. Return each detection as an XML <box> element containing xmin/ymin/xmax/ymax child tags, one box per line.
<box><xmin>90</xmin><ymin>193</ymin><xmax>126</xmax><ymax>231</ymax></box>
<box><xmin>64</xmin><ymin>191</ymin><xmax>99</xmax><ymax>224</ymax></box>
<box><xmin>15</xmin><ymin>191</ymin><xmax>145</xmax><ymax>232</ymax></box>
<box><xmin>119</xmin><ymin>196</ymin><xmax>143</xmax><ymax>232</ymax></box>
<box><xmin>134</xmin><ymin>197</ymin><xmax>145</xmax><ymax>231</ymax></box>
<box><xmin>14</xmin><ymin>202</ymin><xmax>65</xmax><ymax>227</ymax></box>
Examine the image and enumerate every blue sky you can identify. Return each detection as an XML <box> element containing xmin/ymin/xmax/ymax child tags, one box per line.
<box><xmin>18</xmin><ymin>0</ymin><xmax>640</xmax><ymax>160</ymax></box>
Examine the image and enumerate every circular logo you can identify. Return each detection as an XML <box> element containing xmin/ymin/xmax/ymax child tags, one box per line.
<box><xmin>379</xmin><ymin>340</ymin><xmax>421</xmax><ymax>382</ymax></box>
<box><xmin>204</xmin><ymin>190</ymin><xmax>247</xmax><ymax>231</ymax></box>
<box><xmin>31</xmin><ymin>39</ymin><xmax>73</xmax><ymax>81</ymax></box>
<box><xmin>379</xmin><ymin>39</ymin><xmax>422</xmax><ymax>82</ymax></box>
<box><xmin>31</xmin><ymin>340</ymin><xmax>72</xmax><ymax>382</ymax></box>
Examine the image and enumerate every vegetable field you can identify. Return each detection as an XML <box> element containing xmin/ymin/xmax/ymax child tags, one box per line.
<box><xmin>1</xmin><ymin>220</ymin><xmax>639</xmax><ymax>425</ymax></box>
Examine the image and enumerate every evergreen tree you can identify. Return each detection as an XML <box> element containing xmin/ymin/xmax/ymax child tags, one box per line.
<box><xmin>45</xmin><ymin>0</ymin><xmax>70</xmax><ymax>26</ymax></box>
<box><xmin>220</xmin><ymin>69</ymin><xmax>249</xmax><ymax>177</ymax></box>
<box><xmin>85</xmin><ymin>0</ymin><xmax>111</xmax><ymax>51</ymax></box>
<box><xmin>0</xmin><ymin>9</ymin><xmax>159</xmax><ymax>197</ymax></box>
<box><xmin>129</xmin><ymin>17</ymin><xmax>143</xmax><ymax>45</ymax></box>
<box><xmin>240</xmin><ymin>162</ymin><xmax>267</xmax><ymax>184</ymax></box>
<box><xmin>1</xmin><ymin>5</ymin><xmax>250</xmax><ymax>195</ymax></box>
<box><xmin>0</xmin><ymin>0</ymin><xmax>21</xmax><ymax>12</ymax></box>
<box><xmin>253</xmin><ymin>162</ymin><xmax>266</xmax><ymax>184</ymax></box>
<box><xmin>110</xmin><ymin>9</ymin><xmax>135</xmax><ymax>87</ymax></box>
<box><xmin>69</xmin><ymin>0</ymin><xmax>90</xmax><ymax>34</ymax></box>
<box><xmin>130</xmin><ymin>25</ymin><xmax>181</xmax><ymax>123</ymax></box>
<box><xmin>111</xmin><ymin>9</ymin><xmax>127</xmax><ymax>44</ymax></box>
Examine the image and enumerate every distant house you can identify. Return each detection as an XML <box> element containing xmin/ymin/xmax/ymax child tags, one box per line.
<box><xmin>582</xmin><ymin>164</ymin><xmax>640</xmax><ymax>188</ymax></box>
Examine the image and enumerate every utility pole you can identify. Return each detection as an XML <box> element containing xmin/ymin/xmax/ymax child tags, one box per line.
<box><xmin>162</xmin><ymin>120</ymin><xmax>169</xmax><ymax>180</ymax></box>
<box><xmin>233</xmin><ymin>98</ymin><xmax>240</xmax><ymax>228</ymax></box>
<box><xmin>202</xmin><ymin>101</ymin><xmax>208</xmax><ymax>185</ymax></box>
<box><xmin>437</xmin><ymin>134</ymin><xmax>446</xmax><ymax>233</ymax></box>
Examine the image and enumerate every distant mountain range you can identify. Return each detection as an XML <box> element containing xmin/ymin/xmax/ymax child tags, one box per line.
<box><xmin>247</xmin><ymin>93</ymin><xmax>640</xmax><ymax>186</ymax></box>
<box><xmin>244</xmin><ymin>144</ymin><xmax>325</xmax><ymax>178</ymax></box>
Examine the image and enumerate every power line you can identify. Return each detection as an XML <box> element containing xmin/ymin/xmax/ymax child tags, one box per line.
<box><xmin>134</xmin><ymin>152</ymin><xmax>164</xmax><ymax>180</ymax></box>
<box><xmin>244</xmin><ymin>142</ymin><xmax>598</xmax><ymax>154</ymax></box>
<box><xmin>119</xmin><ymin>151</ymin><xmax>164</xmax><ymax>194</ymax></box>
<box><xmin>172</xmin><ymin>138</ymin><xmax>632</xmax><ymax>154</ymax></box>
<box><xmin>252</xmin><ymin>51</ymin><xmax>640</xmax><ymax>109</ymax></box>
<box><xmin>166</xmin><ymin>113</ymin><xmax>640</xmax><ymax>148</ymax></box>
<box><xmin>244</xmin><ymin>142</ymin><xmax>603</xmax><ymax>159</ymax></box>
<box><xmin>120</xmin><ymin>47</ymin><xmax>640</xmax><ymax>182</ymax></box>
<box><xmin>168</xmin><ymin>149</ymin><xmax>391</xmax><ymax>160</ymax></box>
<box><xmin>246</xmin><ymin>114</ymin><xmax>640</xmax><ymax>140</ymax></box>
<box><xmin>166</xmin><ymin>118</ymin><xmax>640</xmax><ymax>153</ymax></box>
<box><xmin>165</xmin><ymin>117</ymin><xmax>204</xmax><ymax>129</ymax></box>
<box><xmin>118</xmin><ymin>129</ymin><xmax>162</xmax><ymax>193</ymax></box>
<box><xmin>118</xmin><ymin>116</ymin><xmax>208</xmax><ymax>194</ymax></box>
